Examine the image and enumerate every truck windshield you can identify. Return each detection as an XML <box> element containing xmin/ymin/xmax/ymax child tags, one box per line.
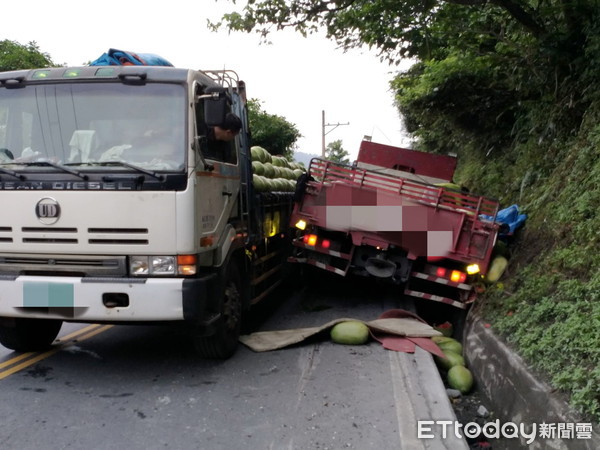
<box><xmin>0</xmin><ymin>82</ymin><xmax>186</xmax><ymax>172</ymax></box>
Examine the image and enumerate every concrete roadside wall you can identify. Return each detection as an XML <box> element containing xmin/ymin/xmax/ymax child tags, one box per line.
<box><xmin>464</xmin><ymin>314</ymin><xmax>600</xmax><ymax>449</ymax></box>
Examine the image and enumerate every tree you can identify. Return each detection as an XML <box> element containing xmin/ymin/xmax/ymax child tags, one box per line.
<box><xmin>215</xmin><ymin>0</ymin><xmax>598</xmax><ymax>156</ymax></box>
<box><xmin>325</xmin><ymin>139</ymin><xmax>350</xmax><ymax>164</ymax></box>
<box><xmin>0</xmin><ymin>40</ymin><xmax>55</xmax><ymax>72</ymax></box>
<box><xmin>247</xmin><ymin>98</ymin><xmax>302</xmax><ymax>159</ymax></box>
<box><xmin>212</xmin><ymin>0</ymin><xmax>590</xmax><ymax>63</ymax></box>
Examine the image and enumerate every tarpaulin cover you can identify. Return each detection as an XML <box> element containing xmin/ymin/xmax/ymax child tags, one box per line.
<box><xmin>239</xmin><ymin>309</ymin><xmax>444</xmax><ymax>357</ymax></box>
<box><xmin>89</xmin><ymin>48</ymin><xmax>173</xmax><ymax>67</ymax></box>
<box><xmin>481</xmin><ymin>204</ymin><xmax>527</xmax><ymax>235</ymax></box>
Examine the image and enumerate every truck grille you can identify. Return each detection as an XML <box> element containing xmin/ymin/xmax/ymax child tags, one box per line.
<box><xmin>0</xmin><ymin>227</ymin><xmax>149</xmax><ymax>245</ymax></box>
<box><xmin>0</xmin><ymin>227</ymin><xmax>12</xmax><ymax>242</ymax></box>
<box><xmin>0</xmin><ymin>254</ymin><xmax>127</xmax><ymax>277</ymax></box>
<box><xmin>87</xmin><ymin>228</ymin><xmax>149</xmax><ymax>245</ymax></box>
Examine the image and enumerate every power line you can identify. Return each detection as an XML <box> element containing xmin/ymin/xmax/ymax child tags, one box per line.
<box><xmin>321</xmin><ymin>110</ymin><xmax>349</xmax><ymax>157</ymax></box>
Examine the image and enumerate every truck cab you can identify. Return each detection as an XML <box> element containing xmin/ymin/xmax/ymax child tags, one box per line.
<box><xmin>0</xmin><ymin>65</ymin><xmax>291</xmax><ymax>358</ymax></box>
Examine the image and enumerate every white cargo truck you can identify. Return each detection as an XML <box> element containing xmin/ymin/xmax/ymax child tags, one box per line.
<box><xmin>0</xmin><ymin>64</ymin><xmax>293</xmax><ymax>358</ymax></box>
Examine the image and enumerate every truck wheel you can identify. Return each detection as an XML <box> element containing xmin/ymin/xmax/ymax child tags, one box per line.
<box><xmin>193</xmin><ymin>262</ymin><xmax>243</xmax><ymax>359</ymax></box>
<box><xmin>0</xmin><ymin>317</ymin><xmax>63</xmax><ymax>352</ymax></box>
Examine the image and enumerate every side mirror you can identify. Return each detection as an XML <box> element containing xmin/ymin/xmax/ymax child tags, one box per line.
<box><xmin>202</xmin><ymin>87</ymin><xmax>229</xmax><ymax>127</ymax></box>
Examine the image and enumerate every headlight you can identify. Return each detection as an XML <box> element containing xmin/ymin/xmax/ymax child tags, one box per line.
<box><xmin>130</xmin><ymin>256</ymin><xmax>149</xmax><ymax>275</ymax></box>
<box><xmin>151</xmin><ymin>256</ymin><xmax>176</xmax><ymax>275</ymax></box>
<box><xmin>130</xmin><ymin>256</ymin><xmax>176</xmax><ymax>276</ymax></box>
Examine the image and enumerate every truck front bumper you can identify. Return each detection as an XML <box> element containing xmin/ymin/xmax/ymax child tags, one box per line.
<box><xmin>0</xmin><ymin>275</ymin><xmax>215</xmax><ymax>323</ymax></box>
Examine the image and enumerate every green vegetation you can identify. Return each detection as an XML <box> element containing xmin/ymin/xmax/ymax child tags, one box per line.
<box><xmin>325</xmin><ymin>139</ymin><xmax>350</xmax><ymax>164</ymax></box>
<box><xmin>247</xmin><ymin>99</ymin><xmax>301</xmax><ymax>160</ymax></box>
<box><xmin>0</xmin><ymin>40</ymin><xmax>55</xmax><ymax>71</ymax></box>
<box><xmin>396</xmin><ymin>5</ymin><xmax>600</xmax><ymax>420</ymax></box>
<box><xmin>217</xmin><ymin>0</ymin><xmax>600</xmax><ymax>421</ymax></box>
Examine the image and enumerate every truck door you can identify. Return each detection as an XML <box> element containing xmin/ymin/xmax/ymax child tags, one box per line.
<box><xmin>193</xmin><ymin>85</ymin><xmax>240</xmax><ymax>257</ymax></box>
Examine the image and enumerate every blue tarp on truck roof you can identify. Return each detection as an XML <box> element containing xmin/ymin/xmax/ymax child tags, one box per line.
<box><xmin>89</xmin><ymin>48</ymin><xmax>173</xmax><ymax>67</ymax></box>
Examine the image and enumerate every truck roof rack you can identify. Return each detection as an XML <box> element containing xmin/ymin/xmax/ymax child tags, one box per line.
<box><xmin>202</xmin><ymin>70</ymin><xmax>246</xmax><ymax>102</ymax></box>
<box><xmin>202</xmin><ymin>70</ymin><xmax>240</xmax><ymax>89</ymax></box>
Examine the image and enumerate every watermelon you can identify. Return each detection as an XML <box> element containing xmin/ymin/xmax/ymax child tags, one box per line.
<box><xmin>435</xmin><ymin>350</ymin><xmax>465</xmax><ymax>370</ymax></box>
<box><xmin>485</xmin><ymin>256</ymin><xmax>508</xmax><ymax>283</ymax></box>
<box><xmin>431</xmin><ymin>336</ymin><xmax>457</xmax><ymax>345</ymax></box>
<box><xmin>252</xmin><ymin>161</ymin><xmax>265</xmax><ymax>175</ymax></box>
<box><xmin>263</xmin><ymin>163</ymin><xmax>276</xmax><ymax>179</ymax></box>
<box><xmin>263</xmin><ymin>178</ymin><xmax>275</xmax><ymax>191</ymax></box>
<box><xmin>253</xmin><ymin>174</ymin><xmax>267</xmax><ymax>192</ymax></box>
<box><xmin>447</xmin><ymin>365</ymin><xmax>474</xmax><ymax>393</ymax></box>
<box><xmin>263</xmin><ymin>149</ymin><xmax>272</xmax><ymax>164</ymax></box>
<box><xmin>272</xmin><ymin>166</ymin><xmax>283</xmax><ymax>178</ymax></box>
<box><xmin>273</xmin><ymin>178</ymin><xmax>286</xmax><ymax>192</ymax></box>
<box><xmin>438</xmin><ymin>339</ymin><xmax>463</xmax><ymax>355</ymax></box>
<box><xmin>330</xmin><ymin>321</ymin><xmax>370</xmax><ymax>345</ymax></box>
<box><xmin>251</xmin><ymin>146</ymin><xmax>263</xmax><ymax>162</ymax></box>
<box><xmin>251</xmin><ymin>146</ymin><xmax>267</xmax><ymax>163</ymax></box>
<box><xmin>272</xmin><ymin>155</ymin><xmax>290</xmax><ymax>168</ymax></box>
<box><xmin>251</xmin><ymin>146</ymin><xmax>274</xmax><ymax>164</ymax></box>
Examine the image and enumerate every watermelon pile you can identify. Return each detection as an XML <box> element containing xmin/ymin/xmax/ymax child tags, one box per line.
<box><xmin>432</xmin><ymin>335</ymin><xmax>474</xmax><ymax>394</ymax></box>
<box><xmin>251</xmin><ymin>146</ymin><xmax>306</xmax><ymax>192</ymax></box>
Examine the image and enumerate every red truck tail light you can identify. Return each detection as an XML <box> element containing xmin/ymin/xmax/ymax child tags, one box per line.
<box><xmin>436</xmin><ymin>267</ymin><xmax>447</xmax><ymax>277</ymax></box>
<box><xmin>303</xmin><ymin>234</ymin><xmax>318</xmax><ymax>246</ymax></box>
<box><xmin>450</xmin><ymin>270</ymin><xmax>467</xmax><ymax>283</ymax></box>
<box><xmin>302</xmin><ymin>234</ymin><xmax>330</xmax><ymax>249</ymax></box>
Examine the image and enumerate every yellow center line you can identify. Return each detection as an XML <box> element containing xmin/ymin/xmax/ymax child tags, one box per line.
<box><xmin>0</xmin><ymin>348</ymin><xmax>62</xmax><ymax>380</ymax></box>
<box><xmin>0</xmin><ymin>324</ymin><xmax>114</xmax><ymax>380</ymax></box>
<box><xmin>68</xmin><ymin>324</ymin><xmax>114</xmax><ymax>343</ymax></box>
<box><xmin>0</xmin><ymin>351</ymin><xmax>36</xmax><ymax>370</ymax></box>
<box><xmin>56</xmin><ymin>323</ymin><xmax>103</xmax><ymax>343</ymax></box>
<box><xmin>0</xmin><ymin>324</ymin><xmax>100</xmax><ymax>371</ymax></box>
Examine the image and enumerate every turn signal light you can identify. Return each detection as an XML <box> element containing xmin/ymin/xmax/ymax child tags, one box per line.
<box><xmin>466</xmin><ymin>264</ymin><xmax>480</xmax><ymax>275</ymax></box>
<box><xmin>177</xmin><ymin>254</ymin><xmax>197</xmax><ymax>276</ymax></box>
<box><xmin>450</xmin><ymin>270</ymin><xmax>467</xmax><ymax>283</ymax></box>
<box><xmin>295</xmin><ymin>219</ymin><xmax>307</xmax><ymax>230</ymax></box>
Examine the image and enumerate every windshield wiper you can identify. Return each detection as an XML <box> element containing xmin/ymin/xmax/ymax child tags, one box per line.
<box><xmin>0</xmin><ymin>165</ymin><xmax>26</xmax><ymax>180</ymax></box>
<box><xmin>68</xmin><ymin>161</ymin><xmax>164</xmax><ymax>181</ymax></box>
<box><xmin>13</xmin><ymin>161</ymin><xmax>88</xmax><ymax>180</ymax></box>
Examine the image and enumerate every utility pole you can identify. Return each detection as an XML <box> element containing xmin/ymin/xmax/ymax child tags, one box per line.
<box><xmin>322</xmin><ymin>110</ymin><xmax>349</xmax><ymax>157</ymax></box>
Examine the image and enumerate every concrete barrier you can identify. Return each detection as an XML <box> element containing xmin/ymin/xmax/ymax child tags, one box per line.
<box><xmin>464</xmin><ymin>313</ymin><xmax>600</xmax><ymax>449</ymax></box>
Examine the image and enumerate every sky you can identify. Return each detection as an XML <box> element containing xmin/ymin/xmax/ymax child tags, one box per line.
<box><xmin>3</xmin><ymin>0</ymin><xmax>413</xmax><ymax>161</ymax></box>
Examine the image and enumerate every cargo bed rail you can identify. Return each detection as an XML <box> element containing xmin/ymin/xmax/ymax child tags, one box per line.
<box><xmin>294</xmin><ymin>158</ymin><xmax>500</xmax><ymax>272</ymax></box>
<box><xmin>306</xmin><ymin>158</ymin><xmax>499</xmax><ymax>219</ymax></box>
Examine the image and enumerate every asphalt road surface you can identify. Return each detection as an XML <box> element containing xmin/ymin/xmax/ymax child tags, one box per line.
<box><xmin>0</xmin><ymin>274</ymin><xmax>466</xmax><ymax>450</ymax></box>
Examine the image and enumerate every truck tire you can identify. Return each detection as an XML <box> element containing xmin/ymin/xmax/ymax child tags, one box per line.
<box><xmin>0</xmin><ymin>317</ymin><xmax>63</xmax><ymax>352</ymax></box>
<box><xmin>193</xmin><ymin>261</ymin><xmax>243</xmax><ymax>359</ymax></box>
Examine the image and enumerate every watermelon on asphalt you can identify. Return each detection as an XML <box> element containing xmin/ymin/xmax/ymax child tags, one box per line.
<box><xmin>330</xmin><ymin>321</ymin><xmax>370</xmax><ymax>345</ymax></box>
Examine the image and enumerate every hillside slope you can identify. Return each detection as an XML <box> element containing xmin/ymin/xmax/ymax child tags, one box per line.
<box><xmin>455</xmin><ymin>105</ymin><xmax>600</xmax><ymax>422</ymax></box>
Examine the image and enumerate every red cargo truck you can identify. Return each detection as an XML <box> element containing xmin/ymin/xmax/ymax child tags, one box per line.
<box><xmin>289</xmin><ymin>140</ymin><xmax>500</xmax><ymax>309</ymax></box>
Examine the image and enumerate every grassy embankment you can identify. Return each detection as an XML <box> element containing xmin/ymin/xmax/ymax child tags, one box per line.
<box><xmin>454</xmin><ymin>105</ymin><xmax>600</xmax><ymax>422</ymax></box>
